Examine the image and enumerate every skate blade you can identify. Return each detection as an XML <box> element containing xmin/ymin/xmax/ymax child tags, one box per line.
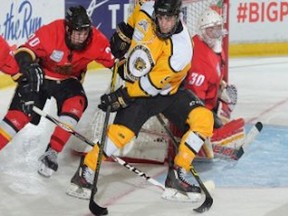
<box><xmin>38</xmin><ymin>163</ymin><xmax>54</xmax><ymax>178</ymax></box>
<box><xmin>66</xmin><ymin>183</ymin><xmax>91</xmax><ymax>200</ymax></box>
<box><xmin>161</xmin><ymin>188</ymin><xmax>201</xmax><ymax>202</ymax></box>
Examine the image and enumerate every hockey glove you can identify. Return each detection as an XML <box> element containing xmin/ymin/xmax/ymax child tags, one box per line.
<box><xmin>219</xmin><ymin>84</ymin><xmax>238</xmax><ymax>107</ymax></box>
<box><xmin>110</xmin><ymin>22</ymin><xmax>134</xmax><ymax>59</ymax></box>
<box><xmin>14</xmin><ymin>63</ymin><xmax>44</xmax><ymax>93</ymax></box>
<box><xmin>98</xmin><ymin>87</ymin><xmax>132</xmax><ymax>112</ymax></box>
<box><xmin>20</xmin><ymin>97</ymin><xmax>36</xmax><ymax>116</ymax></box>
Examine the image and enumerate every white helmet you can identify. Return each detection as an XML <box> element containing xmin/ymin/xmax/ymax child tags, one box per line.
<box><xmin>197</xmin><ymin>8</ymin><xmax>227</xmax><ymax>53</ymax></box>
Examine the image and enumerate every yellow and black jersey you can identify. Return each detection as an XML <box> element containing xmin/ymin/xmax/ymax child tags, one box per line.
<box><xmin>124</xmin><ymin>1</ymin><xmax>193</xmax><ymax>97</ymax></box>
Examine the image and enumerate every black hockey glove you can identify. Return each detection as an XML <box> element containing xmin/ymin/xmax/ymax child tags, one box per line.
<box><xmin>110</xmin><ymin>22</ymin><xmax>134</xmax><ymax>59</ymax></box>
<box><xmin>14</xmin><ymin>63</ymin><xmax>43</xmax><ymax>116</ymax></box>
<box><xmin>98</xmin><ymin>87</ymin><xmax>132</xmax><ymax>112</ymax></box>
<box><xmin>18</xmin><ymin>63</ymin><xmax>44</xmax><ymax>93</ymax></box>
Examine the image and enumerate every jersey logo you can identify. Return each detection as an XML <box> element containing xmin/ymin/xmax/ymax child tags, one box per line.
<box><xmin>127</xmin><ymin>45</ymin><xmax>154</xmax><ymax>81</ymax></box>
<box><xmin>138</xmin><ymin>20</ymin><xmax>148</xmax><ymax>32</ymax></box>
<box><xmin>134</xmin><ymin>57</ymin><xmax>146</xmax><ymax>71</ymax></box>
<box><xmin>50</xmin><ymin>50</ymin><xmax>64</xmax><ymax>62</ymax></box>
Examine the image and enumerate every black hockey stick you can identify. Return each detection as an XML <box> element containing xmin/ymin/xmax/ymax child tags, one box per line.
<box><xmin>89</xmin><ymin>103</ymin><xmax>110</xmax><ymax>215</ymax></box>
<box><xmin>88</xmin><ymin>60</ymin><xmax>123</xmax><ymax>215</ymax></box>
<box><xmin>156</xmin><ymin>114</ymin><xmax>213</xmax><ymax>213</ymax></box>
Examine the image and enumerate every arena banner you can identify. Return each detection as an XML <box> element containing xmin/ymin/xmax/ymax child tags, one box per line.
<box><xmin>65</xmin><ymin>0</ymin><xmax>131</xmax><ymax>39</ymax></box>
<box><xmin>1</xmin><ymin>0</ymin><xmax>64</xmax><ymax>47</ymax></box>
<box><xmin>229</xmin><ymin>0</ymin><xmax>288</xmax><ymax>56</ymax></box>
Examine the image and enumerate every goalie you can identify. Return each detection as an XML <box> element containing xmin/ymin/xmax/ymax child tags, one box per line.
<box><xmin>170</xmin><ymin>8</ymin><xmax>244</xmax><ymax>160</ymax></box>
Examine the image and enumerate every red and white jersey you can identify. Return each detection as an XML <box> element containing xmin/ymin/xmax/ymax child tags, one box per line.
<box><xmin>0</xmin><ymin>36</ymin><xmax>19</xmax><ymax>75</ymax></box>
<box><xmin>185</xmin><ymin>35</ymin><xmax>225</xmax><ymax>110</ymax></box>
<box><xmin>21</xmin><ymin>19</ymin><xmax>114</xmax><ymax>80</ymax></box>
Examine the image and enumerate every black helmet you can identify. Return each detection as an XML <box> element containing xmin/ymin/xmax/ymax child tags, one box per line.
<box><xmin>153</xmin><ymin>0</ymin><xmax>182</xmax><ymax>39</ymax></box>
<box><xmin>65</xmin><ymin>5</ymin><xmax>92</xmax><ymax>50</ymax></box>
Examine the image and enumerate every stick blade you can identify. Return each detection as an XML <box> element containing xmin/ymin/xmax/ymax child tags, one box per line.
<box><xmin>193</xmin><ymin>196</ymin><xmax>213</xmax><ymax>213</ymax></box>
<box><xmin>89</xmin><ymin>200</ymin><xmax>108</xmax><ymax>216</ymax></box>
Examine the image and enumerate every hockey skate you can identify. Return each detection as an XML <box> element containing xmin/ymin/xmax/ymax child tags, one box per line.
<box><xmin>38</xmin><ymin>145</ymin><xmax>58</xmax><ymax>177</ymax></box>
<box><xmin>66</xmin><ymin>156</ymin><xmax>94</xmax><ymax>200</ymax></box>
<box><xmin>162</xmin><ymin>165</ymin><xmax>202</xmax><ymax>202</ymax></box>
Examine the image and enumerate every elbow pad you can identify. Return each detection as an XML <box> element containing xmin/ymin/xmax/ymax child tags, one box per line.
<box><xmin>14</xmin><ymin>47</ymin><xmax>36</xmax><ymax>72</ymax></box>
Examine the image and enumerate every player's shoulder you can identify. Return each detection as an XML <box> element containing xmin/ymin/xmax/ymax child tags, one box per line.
<box><xmin>90</xmin><ymin>27</ymin><xmax>109</xmax><ymax>46</ymax></box>
<box><xmin>169</xmin><ymin>23</ymin><xmax>192</xmax><ymax>71</ymax></box>
<box><xmin>0</xmin><ymin>36</ymin><xmax>9</xmax><ymax>52</ymax></box>
<box><xmin>0</xmin><ymin>36</ymin><xmax>10</xmax><ymax>63</ymax></box>
<box><xmin>140</xmin><ymin>1</ymin><xmax>154</xmax><ymax>17</ymax></box>
<box><xmin>36</xmin><ymin>19</ymin><xmax>65</xmax><ymax>37</ymax></box>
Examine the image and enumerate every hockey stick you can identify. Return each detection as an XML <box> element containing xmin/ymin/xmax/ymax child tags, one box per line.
<box><xmin>32</xmin><ymin>106</ymin><xmax>165</xmax><ymax>191</ymax></box>
<box><xmin>89</xmin><ymin>60</ymin><xmax>121</xmax><ymax>215</ymax></box>
<box><xmin>212</xmin><ymin>121</ymin><xmax>263</xmax><ymax>160</ymax></box>
<box><xmin>156</xmin><ymin>114</ymin><xmax>213</xmax><ymax>213</ymax></box>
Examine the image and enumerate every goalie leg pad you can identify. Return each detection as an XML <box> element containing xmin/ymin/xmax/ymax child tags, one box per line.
<box><xmin>212</xmin><ymin>118</ymin><xmax>245</xmax><ymax>148</ymax></box>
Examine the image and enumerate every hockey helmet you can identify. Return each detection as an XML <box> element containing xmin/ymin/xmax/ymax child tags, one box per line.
<box><xmin>198</xmin><ymin>8</ymin><xmax>227</xmax><ymax>53</ymax></box>
<box><xmin>65</xmin><ymin>5</ymin><xmax>92</xmax><ymax>51</ymax></box>
<box><xmin>153</xmin><ymin>0</ymin><xmax>182</xmax><ymax>39</ymax></box>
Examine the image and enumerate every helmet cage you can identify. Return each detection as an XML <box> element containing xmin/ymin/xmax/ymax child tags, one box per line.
<box><xmin>65</xmin><ymin>6</ymin><xmax>92</xmax><ymax>51</ymax></box>
<box><xmin>198</xmin><ymin>9</ymin><xmax>227</xmax><ymax>53</ymax></box>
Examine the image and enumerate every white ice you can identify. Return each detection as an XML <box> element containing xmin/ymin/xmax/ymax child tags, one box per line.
<box><xmin>0</xmin><ymin>57</ymin><xmax>288</xmax><ymax>216</ymax></box>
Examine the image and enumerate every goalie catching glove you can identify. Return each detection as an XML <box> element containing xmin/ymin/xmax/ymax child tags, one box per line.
<box><xmin>98</xmin><ymin>87</ymin><xmax>133</xmax><ymax>112</ymax></box>
<box><xmin>219</xmin><ymin>82</ymin><xmax>237</xmax><ymax>106</ymax></box>
<box><xmin>217</xmin><ymin>82</ymin><xmax>238</xmax><ymax>123</ymax></box>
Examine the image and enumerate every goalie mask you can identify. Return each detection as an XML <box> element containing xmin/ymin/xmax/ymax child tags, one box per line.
<box><xmin>153</xmin><ymin>0</ymin><xmax>182</xmax><ymax>40</ymax></box>
<box><xmin>198</xmin><ymin>8</ymin><xmax>227</xmax><ymax>53</ymax></box>
<box><xmin>65</xmin><ymin>5</ymin><xmax>92</xmax><ymax>51</ymax></box>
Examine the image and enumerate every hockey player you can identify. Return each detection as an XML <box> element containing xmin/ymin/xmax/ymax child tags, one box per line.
<box><xmin>170</xmin><ymin>8</ymin><xmax>244</xmax><ymax>160</ymax></box>
<box><xmin>0</xmin><ymin>6</ymin><xmax>114</xmax><ymax>177</ymax></box>
<box><xmin>67</xmin><ymin>0</ymin><xmax>214</xmax><ymax>201</ymax></box>
<box><xmin>0</xmin><ymin>36</ymin><xmax>19</xmax><ymax>77</ymax></box>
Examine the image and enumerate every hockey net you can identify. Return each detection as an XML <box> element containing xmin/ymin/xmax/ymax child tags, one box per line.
<box><xmin>78</xmin><ymin>0</ymin><xmax>230</xmax><ymax>164</ymax></box>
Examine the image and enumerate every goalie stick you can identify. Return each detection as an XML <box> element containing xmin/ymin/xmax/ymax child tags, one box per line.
<box><xmin>156</xmin><ymin>115</ymin><xmax>213</xmax><ymax>213</ymax></box>
<box><xmin>212</xmin><ymin>121</ymin><xmax>263</xmax><ymax>160</ymax></box>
